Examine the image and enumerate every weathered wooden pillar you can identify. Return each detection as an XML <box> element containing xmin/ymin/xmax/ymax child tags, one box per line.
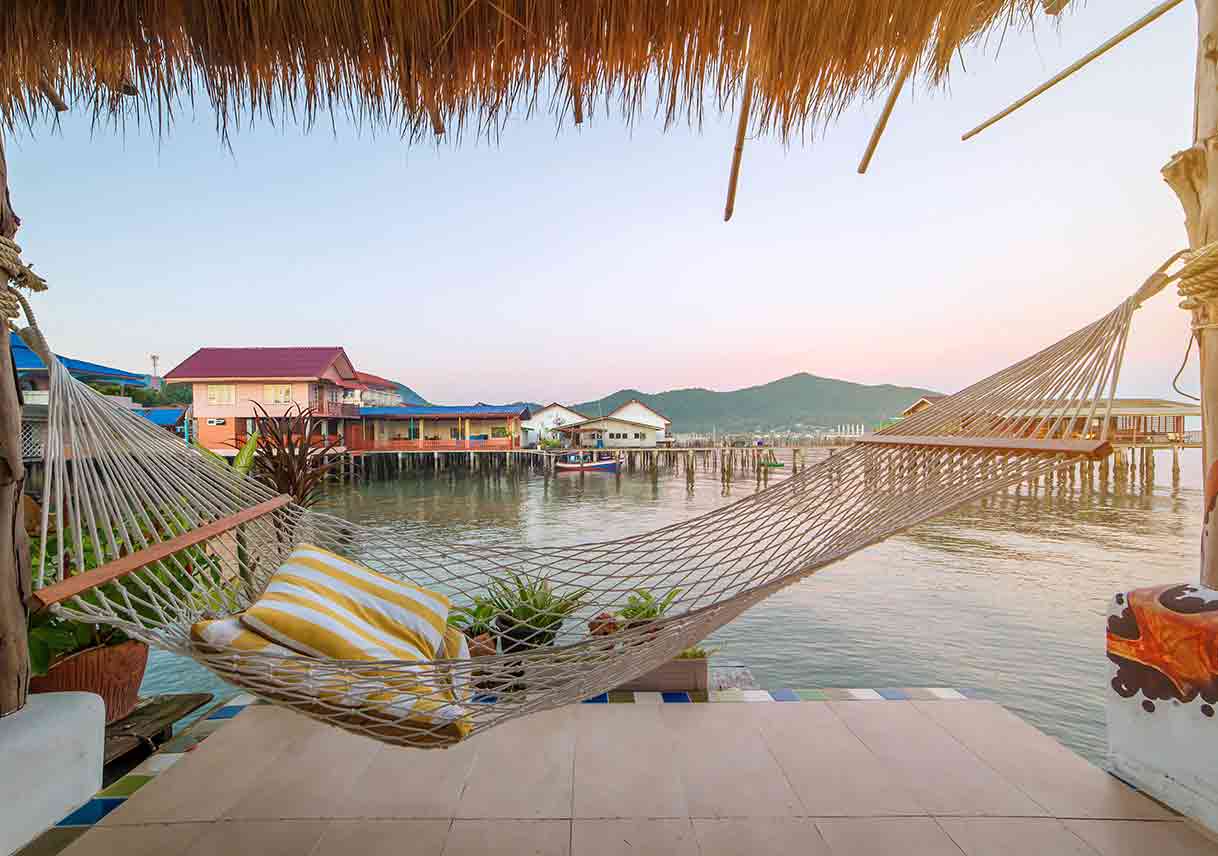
<box><xmin>1165</xmin><ymin>0</ymin><xmax>1218</xmax><ymax>587</ymax></box>
<box><xmin>0</xmin><ymin>133</ymin><xmax>30</xmax><ymax>717</ymax></box>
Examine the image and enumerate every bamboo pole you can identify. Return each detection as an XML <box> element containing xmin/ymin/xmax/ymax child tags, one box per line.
<box><xmin>962</xmin><ymin>0</ymin><xmax>1184</xmax><ymax>141</ymax></box>
<box><xmin>0</xmin><ymin>132</ymin><xmax>30</xmax><ymax>716</ymax></box>
<box><xmin>1165</xmin><ymin>0</ymin><xmax>1218</xmax><ymax>588</ymax></box>
<box><xmin>858</xmin><ymin>54</ymin><xmax>915</xmax><ymax>174</ymax></box>
<box><xmin>723</xmin><ymin>73</ymin><xmax>754</xmax><ymax>222</ymax></box>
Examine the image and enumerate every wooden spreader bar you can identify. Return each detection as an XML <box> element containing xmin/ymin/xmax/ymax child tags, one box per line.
<box><xmin>855</xmin><ymin>435</ymin><xmax>1112</xmax><ymax>459</ymax></box>
<box><xmin>27</xmin><ymin>494</ymin><xmax>293</xmax><ymax>611</ymax></box>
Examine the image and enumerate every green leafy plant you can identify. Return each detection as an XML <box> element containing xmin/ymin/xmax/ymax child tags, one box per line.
<box><xmin>676</xmin><ymin>644</ymin><xmax>718</xmax><ymax>660</ymax></box>
<box><xmin>486</xmin><ymin>571</ymin><xmax>586</xmax><ymax>651</ymax></box>
<box><xmin>194</xmin><ymin>431</ymin><xmax>259</xmax><ymax>476</ymax></box>
<box><xmin>27</xmin><ymin>517</ymin><xmax>224</xmax><ymax>676</ymax></box>
<box><xmin>618</xmin><ymin>587</ymin><xmax>680</xmax><ymax>625</ymax></box>
<box><xmin>449</xmin><ymin>595</ymin><xmax>498</xmax><ymax>638</ymax></box>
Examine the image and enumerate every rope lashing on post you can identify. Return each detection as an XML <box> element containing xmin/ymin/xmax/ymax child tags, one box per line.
<box><xmin>0</xmin><ymin>235</ymin><xmax>47</xmax><ymax>330</ymax></box>
<box><xmin>1175</xmin><ymin>240</ymin><xmax>1218</xmax><ymax>315</ymax></box>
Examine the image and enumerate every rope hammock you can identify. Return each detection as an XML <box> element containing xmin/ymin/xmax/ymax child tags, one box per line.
<box><xmin>5</xmin><ymin>241</ymin><xmax>1210</xmax><ymax>748</ymax></box>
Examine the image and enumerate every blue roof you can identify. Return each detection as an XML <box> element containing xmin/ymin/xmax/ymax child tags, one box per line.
<box><xmin>11</xmin><ymin>333</ymin><xmax>148</xmax><ymax>386</ymax></box>
<box><xmin>361</xmin><ymin>404</ymin><xmax>530</xmax><ymax>418</ymax></box>
<box><xmin>137</xmin><ymin>407</ymin><xmax>186</xmax><ymax>427</ymax></box>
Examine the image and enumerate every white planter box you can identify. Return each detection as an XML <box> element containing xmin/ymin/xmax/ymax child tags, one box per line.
<box><xmin>615</xmin><ymin>658</ymin><xmax>709</xmax><ymax>693</ymax></box>
<box><xmin>0</xmin><ymin>692</ymin><xmax>104</xmax><ymax>856</ymax></box>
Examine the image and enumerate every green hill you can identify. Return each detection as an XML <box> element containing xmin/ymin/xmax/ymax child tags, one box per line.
<box><xmin>574</xmin><ymin>373</ymin><xmax>938</xmax><ymax>434</ymax></box>
<box><xmin>391</xmin><ymin>382</ymin><xmax>430</xmax><ymax>406</ymax></box>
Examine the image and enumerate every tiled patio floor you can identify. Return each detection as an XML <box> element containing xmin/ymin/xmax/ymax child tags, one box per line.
<box><xmin>55</xmin><ymin>700</ymin><xmax>1218</xmax><ymax>855</ymax></box>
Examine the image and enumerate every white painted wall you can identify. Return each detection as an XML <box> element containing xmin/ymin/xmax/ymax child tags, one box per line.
<box><xmin>575</xmin><ymin>418</ymin><xmax>655</xmax><ymax>447</ymax></box>
<box><xmin>523</xmin><ymin>405</ymin><xmax>586</xmax><ymax>444</ymax></box>
<box><xmin>608</xmin><ymin>401</ymin><xmax>669</xmax><ymax>440</ymax></box>
<box><xmin>1</xmin><ymin>693</ymin><xmax>104</xmax><ymax>855</ymax></box>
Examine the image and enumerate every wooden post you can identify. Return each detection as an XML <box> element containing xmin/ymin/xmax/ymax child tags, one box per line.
<box><xmin>1164</xmin><ymin>0</ymin><xmax>1218</xmax><ymax>588</ymax></box>
<box><xmin>0</xmin><ymin>132</ymin><xmax>30</xmax><ymax>716</ymax></box>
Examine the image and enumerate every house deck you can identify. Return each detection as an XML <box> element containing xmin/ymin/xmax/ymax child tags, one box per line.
<box><xmin>48</xmin><ymin>697</ymin><xmax>1218</xmax><ymax>855</ymax></box>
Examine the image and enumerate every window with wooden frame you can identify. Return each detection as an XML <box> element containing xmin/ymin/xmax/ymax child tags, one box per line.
<box><xmin>206</xmin><ymin>384</ymin><xmax>236</xmax><ymax>406</ymax></box>
<box><xmin>264</xmin><ymin>384</ymin><xmax>293</xmax><ymax>404</ymax></box>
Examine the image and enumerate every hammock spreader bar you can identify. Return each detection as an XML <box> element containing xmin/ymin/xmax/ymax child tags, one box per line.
<box><xmin>855</xmin><ymin>435</ymin><xmax>1112</xmax><ymax>458</ymax></box>
<box><xmin>27</xmin><ymin>494</ymin><xmax>293</xmax><ymax>611</ymax></box>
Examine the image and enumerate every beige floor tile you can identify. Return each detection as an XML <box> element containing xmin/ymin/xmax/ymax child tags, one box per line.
<box><xmin>815</xmin><ymin>817</ymin><xmax>964</xmax><ymax>856</ymax></box>
<box><xmin>456</xmin><ymin>707</ymin><xmax>577</xmax><ymax>818</ymax></box>
<box><xmin>751</xmin><ymin>701</ymin><xmax>927</xmax><ymax>816</ymax></box>
<box><xmin>916</xmin><ymin>701</ymin><xmax>1174</xmax><ymax>820</ymax></box>
<box><xmin>100</xmin><ymin>707</ymin><xmax>325</xmax><ymax>825</ymax></box>
<box><xmin>333</xmin><ymin>738</ymin><xmax>479</xmax><ymax>818</ymax></box>
<box><xmin>60</xmin><ymin>822</ymin><xmax>210</xmax><ymax>856</ymax></box>
<box><xmin>692</xmin><ymin>817</ymin><xmax>831</xmax><ymax>855</ymax></box>
<box><xmin>1065</xmin><ymin>820</ymin><xmax>1218</xmax><ymax>855</ymax></box>
<box><xmin>443</xmin><ymin>819</ymin><xmax>570</xmax><ymax>855</ymax></box>
<box><xmin>829</xmin><ymin>701</ymin><xmax>1047</xmax><ymax>817</ymax></box>
<box><xmin>939</xmin><ymin>818</ymin><xmax>1099</xmax><ymax>855</ymax></box>
<box><xmin>659</xmin><ymin>703</ymin><xmax>802</xmax><ymax>818</ymax></box>
<box><xmin>572</xmin><ymin>819</ymin><xmax>698</xmax><ymax>856</ymax></box>
<box><xmin>312</xmin><ymin>819</ymin><xmax>451</xmax><ymax>855</ymax></box>
<box><xmin>224</xmin><ymin>724</ymin><xmax>381</xmax><ymax>819</ymax></box>
<box><xmin>573</xmin><ymin>704</ymin><xmax>688</xmax><ymax>818</ymax></box>
<box><xmin>183</xmin><ymin>819</ymin><xmax>330</xmax><ymax>856</ymax></box>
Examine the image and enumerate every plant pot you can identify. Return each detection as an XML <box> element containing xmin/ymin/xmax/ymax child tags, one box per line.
<box><xmin>588</xmin><ymin>612</ymin><xmax>619</xmax><ymax>637</ymax></box>
<box><xmin>467</xmin><ymin>632</ymin><xmax>497</xmax><ymax>658</ymax></box>
<box><xmin>615</xmin><ymin>657</ymin><xmax>708</xmax><ymax>693</ymax></box>
<box><xmin>495</xmin><ymin>615</ymin><xmax>559</xmax><ymax>655</ymax></box>
<box><xmin>30</xmin><ymin>639</ymin><xmax>149</xmax><ymax>724</ymax></box>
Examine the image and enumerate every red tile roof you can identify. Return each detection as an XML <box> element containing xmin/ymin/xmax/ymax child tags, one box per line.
<box><xmin>166</xmin><ymin>347</ymin><xmax>352</xmax><ymax>380</ymax></box>
<box><xmin>355</xmin><ymin>370</ymin><xmax>398</xmax><ymax>390</ymax></box>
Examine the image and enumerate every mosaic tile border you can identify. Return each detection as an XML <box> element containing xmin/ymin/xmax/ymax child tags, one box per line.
<box><xmin>582</xmin><ymin>686</ymin><xmax>978</xmax><ymax>704</ymax></box>
<box><xmin>19</xmin><ymin>687</ymin><xmax>981</xmax><ymax>854</ymax></box>
<box><xmin>16</xmin><ymin>692</ymin><xmax>262</xmax><ymax>856</ymax></box>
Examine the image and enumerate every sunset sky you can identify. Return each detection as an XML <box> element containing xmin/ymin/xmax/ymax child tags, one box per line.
<box><xmin>5</xmin><ymin>1</ymin><xmax>1199</xmax><ymax>405</ymax></box>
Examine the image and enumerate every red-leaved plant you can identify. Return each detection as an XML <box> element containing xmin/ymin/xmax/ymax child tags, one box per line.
<box><xmin>249</xmin><ymin>402</ymin><xmax>338</xmax><ymax>508</ymax></box>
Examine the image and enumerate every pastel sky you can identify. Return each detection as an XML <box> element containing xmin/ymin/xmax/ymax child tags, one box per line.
<box><xmin>4</xmin><ymin>2</ymin><xmax>1200</xmax><ymax>405</ymax></box>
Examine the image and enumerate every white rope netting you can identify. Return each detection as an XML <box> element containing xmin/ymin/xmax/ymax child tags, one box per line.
<box><xmin>12</xmin><ymin>250</ymin><xmax>1200</xmax><ymax>748</ymax></box>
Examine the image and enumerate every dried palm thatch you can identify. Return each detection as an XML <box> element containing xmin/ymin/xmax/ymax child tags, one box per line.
<box><xmin>1</xmin><ymin>1</ymin><xmax>1072</xmax><ymax>141</ymax></box>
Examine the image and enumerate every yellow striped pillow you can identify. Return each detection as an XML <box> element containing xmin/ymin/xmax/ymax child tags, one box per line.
<box><xmin>191</xmin><ymin>616</ymin><xmax>298</xmax><ymax>657</ymax></box>
<box><xmin>241</xmin><ymin>543</ymin><xmax>450</xmax><ymax>663</ymax></box>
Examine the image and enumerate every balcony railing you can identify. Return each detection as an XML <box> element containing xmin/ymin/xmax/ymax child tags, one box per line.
<box><xmin>313</xmin><ymin>400</ymin><xmax>360</xmax><ymax>418</ymax></box>
<box><xmin>364</xmin><ymin>437</ymin><xmax>517</xmax><ymax>452</ymax></box>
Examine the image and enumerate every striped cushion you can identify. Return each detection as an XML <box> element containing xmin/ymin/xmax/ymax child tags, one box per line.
<box><xmin>241</xmin><ymin>543</ymin><xmax>450</xmax><ymax>662</ymax></box>
<box><xmin>191</xmin><ymin>616</ymin><xmax>298</xmax><ymax>657</ymax></box>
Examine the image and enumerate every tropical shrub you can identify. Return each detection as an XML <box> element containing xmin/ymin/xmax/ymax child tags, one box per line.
<box><xmin>248</xmin><ymin>402</ymin><xmax>337</xmax><ymax>507</ymax></box>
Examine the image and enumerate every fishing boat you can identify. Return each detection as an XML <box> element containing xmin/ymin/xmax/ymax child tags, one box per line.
<box><xmin>555</xmin><ymin>453</ymin><xmax>620</xmax><ymax>473</ymax></box>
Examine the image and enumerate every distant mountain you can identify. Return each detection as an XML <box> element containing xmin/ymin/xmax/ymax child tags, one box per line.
<box><xmin>573</xmin><ymin>373</ymin><xmax>939</xmax><ymax>434</ymax></box>
<box><xmin>391</xmin><ymin>382</ymin><xmax>430</xmax><ymax>406</ymax></box>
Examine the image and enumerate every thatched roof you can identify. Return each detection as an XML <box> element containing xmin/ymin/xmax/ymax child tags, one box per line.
<box><xmin>1</xmin><ymin>1</ymin><xmax>1070</xmax><ymax>140</ymax></box>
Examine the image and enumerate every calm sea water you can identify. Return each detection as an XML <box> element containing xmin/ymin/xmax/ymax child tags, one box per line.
<box><xmin>141</xmin><ymin>448</ymin><xmax>1202</xmax><ymax>764</ymax></box>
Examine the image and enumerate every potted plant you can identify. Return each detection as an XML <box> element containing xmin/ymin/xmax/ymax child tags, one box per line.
<box><xmin>617</xmin><ymin>587</ymin><xmax>680</xmax><ymax>631</ymax></box>
<box><xmin>592</xmin><ymin>587</ymin><xmax>712</xmax><ymax>693</ymax></box>
<box><xmin>27</xmin><ymin>609</ymin><xmax>148</xmax><ymax>724</ymax></box>
<box><xmin>617</xmin><ymin>641</ymin><xmax>715</xmax><ymax>694</ymax></box>
<box><xmin>486</xmin><ymin>571</ymin><xmax>586</xmax><ymax>654</ymax></box>
<box><xmin>27</xmin><ymin>513</ymin><xmax>224</xmax><ymax>724</ymax></box>
<box><xmin>449</xmin><ymin>596</ymin><xmax>498</xmax><ymax>657</ymax></box>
